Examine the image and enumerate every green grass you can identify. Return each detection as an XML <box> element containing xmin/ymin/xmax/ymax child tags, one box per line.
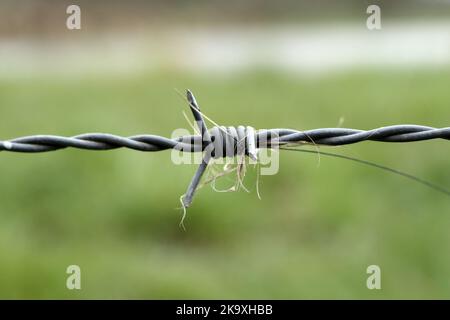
<box><xmin>0</xmin><ymin>69</ymin><xmax>449</xmax><ymax>298</ymax></box>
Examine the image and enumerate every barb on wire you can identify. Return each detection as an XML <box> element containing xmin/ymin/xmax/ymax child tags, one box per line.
<box><xmin>1</xmin><ymin>90</ymin><xmax>449</xmax><ymax>209</ymax></box>
<box><xmin>182</xmin><ymin>89</ymin><xmax>212</xmax><ymax>209</ymax></box>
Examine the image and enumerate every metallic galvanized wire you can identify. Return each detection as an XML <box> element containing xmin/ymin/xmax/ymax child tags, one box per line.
<box><xmin>1</xmin><ymin>125</ymin><xmax>449</xmax><ymax>153</ymax></box>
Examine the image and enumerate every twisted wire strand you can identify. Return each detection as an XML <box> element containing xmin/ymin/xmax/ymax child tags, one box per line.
<box><xmin>0</xmin><ymin>125</ymin><xmax>449</xmax><ymax>154</ymax></box>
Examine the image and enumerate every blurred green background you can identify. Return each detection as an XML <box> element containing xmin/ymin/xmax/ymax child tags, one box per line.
<box><xmin>0</xmin><ymin>0</ymin><xmax>449</xmax><ymax>299</ymax></box>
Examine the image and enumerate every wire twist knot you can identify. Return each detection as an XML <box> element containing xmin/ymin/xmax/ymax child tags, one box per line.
<box><xmin>208</xmin><ymin>126</ymin><xmax>257</xmax><ymax>160</ymax></box>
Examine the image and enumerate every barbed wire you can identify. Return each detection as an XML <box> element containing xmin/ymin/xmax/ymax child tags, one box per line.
<box><xmin>1</xmin><ymin>90</ymin><xmax>449</xmax><ymax>208</ymax></box>
<box><xmin>1</xmin><ymin>125</ymin><xmax>449</xmax><ymax>153</ymax></box>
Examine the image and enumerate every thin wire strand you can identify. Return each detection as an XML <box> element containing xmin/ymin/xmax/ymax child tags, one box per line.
<box><xmin>280</xmin><ymin>146</ymin><xmax>450</xmax><ymax>197</ymax></box>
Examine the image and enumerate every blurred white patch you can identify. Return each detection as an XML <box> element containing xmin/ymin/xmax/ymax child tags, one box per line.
<box><xmin>3</xmin><ymin>141</ymin><xmax>12</xmax><ymax>150</ymax></box>
<box><xmin>1</xmin><ymin>21</ymin><xmax>449</xmax><ymax>77</ymax></box>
